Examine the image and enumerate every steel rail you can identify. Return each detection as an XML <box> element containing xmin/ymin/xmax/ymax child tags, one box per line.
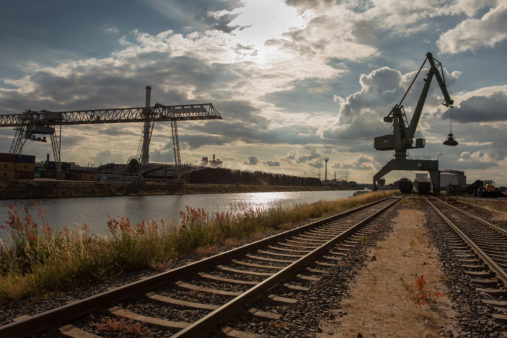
<box><xmin>436</xmin><ymin>198</ymin><xmax>507</xmax><ymax>236</ymax></box>
<box><xmin>425</xmin><ymin>197</ymin><xmax>507</xmax><ymax>286</ymax></box>
<box><xmin>0</xmin><ymin>197</ymin><xmax>395</xmax><ymax>337</ymax></box>
<box><xmin>454</xmin><ymin>198</ymin><xmax>507</xmax><ymax>217</ymax></box>
<box><xmin>174</xmin><ymin>197</ymin><xmax>400</xmax><ymax>337</ymax></box>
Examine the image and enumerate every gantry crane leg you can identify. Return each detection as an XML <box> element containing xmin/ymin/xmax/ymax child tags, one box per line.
<box><xmin>9</xmin><ymin>126</ymin><xmax>27</xmax><ymax>155</ymax></box>
<box><xmin>171</xmin><ymin>120</ymin><xmax>181</xmax><ymax>167</ymax></box>
<box><xmin>373</xmin><ymin>159</ymin><xmax>440</xmax><ymax>194</ymax></box>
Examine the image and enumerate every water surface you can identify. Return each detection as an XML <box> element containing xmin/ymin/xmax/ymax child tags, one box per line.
<box><xmin>1</xmin><ymin>190</ymin><xmax>358</xmax><ymax>240</ymax></box>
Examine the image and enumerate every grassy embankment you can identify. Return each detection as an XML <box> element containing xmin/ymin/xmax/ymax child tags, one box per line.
<box><xmin>0</xmin><ymin>190</ymin><xmax>396</xmax><ymax>304</ymax></box>
<box><xmin>454</xmin><ymin>197</ymin><xmax>507</xmax><ymax>213</ymax></box>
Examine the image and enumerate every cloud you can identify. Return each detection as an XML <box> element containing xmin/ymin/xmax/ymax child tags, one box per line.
<box><xmin>442</xmin><ymin>88</ymin><xmax>507</xmax><ymax>123</ymax></box>
<box><xmin>332</xmin><ymin>155</ymin><xmax>378</xmax><ymax>170</ymax></box>
<box><xmin>244</xmin><ymin>156</ymin><xmax>259</xmax><ymax>165</ymax></box>
<box><xmin>280</xmin><ymin>149</ymin><xmax>323</xmax><ymax>168</ymax></box>
<box><xmin>145</xmin><ymin>0</ymin><xmax>243</xmax><ymax>33</ymax></box>
<box><xmin>263</xmin><ymin>160</ymin><xmax>280</xmax><ymax>166</ymax></box>
<box><xmin>438</xmin><ymin>3</ymin><xmax>507</xmax><ymax>54</ymax></box>
<box><xmin>322</xmin><ymin>63</ymin><xmax>460</xmax><ymax>151</ymax></box>
<box><xmin>181</xmin><ymin>134</ymin><xmax>231</xmax><ymax>150</ymax></box>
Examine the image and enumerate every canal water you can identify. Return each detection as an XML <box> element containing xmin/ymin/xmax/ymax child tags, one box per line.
<box><xmin>0</xmin><ymin>190</ymin><xmax>358</xmax><ymax>241</ymax></box>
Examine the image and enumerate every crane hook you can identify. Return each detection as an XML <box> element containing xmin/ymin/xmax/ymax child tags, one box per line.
<box><xmin>443</xmin><ymin>110</ymin><xmax>458</xmax><ymax>146</ymax></box>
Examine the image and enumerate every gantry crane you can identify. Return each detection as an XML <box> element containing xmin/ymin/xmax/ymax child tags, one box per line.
<box><xmin>0</xmin><ymin>86</ymin><xmax>221</xmax><ymax>168</ymax></box>
<box><xmin>373</xmin><ymin>52</ymin><xmax>455</xmax><ymax>193</ymax></box>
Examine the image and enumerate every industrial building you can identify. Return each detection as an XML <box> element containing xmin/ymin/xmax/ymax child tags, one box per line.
<box><xmin>440</xmin><ymin>169</ymin><xmax>466</xmax><ymax>189</ymax></box>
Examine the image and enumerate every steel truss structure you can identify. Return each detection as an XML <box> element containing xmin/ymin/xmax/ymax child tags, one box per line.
<box><xmin>0</xmin><ymin>102</ymin><xmax>221</xmax><ymax>166</ymax></box>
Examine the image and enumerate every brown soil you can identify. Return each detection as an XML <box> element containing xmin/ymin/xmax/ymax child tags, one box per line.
<box><xmin>318</xmin><ymin>198</ymin><xmax>458</xmax><ymax>337</ymax></box>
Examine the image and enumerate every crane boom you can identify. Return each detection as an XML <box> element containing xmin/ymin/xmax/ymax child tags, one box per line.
<box><xmin>0</xmin><ymin>103</ymin><xmax>221</xmax><ymax>127</ymax></box>
<box><xmin>406</xmin><ymin>52</ymin><xmax>453</xmax><ymax>141</ymax></box>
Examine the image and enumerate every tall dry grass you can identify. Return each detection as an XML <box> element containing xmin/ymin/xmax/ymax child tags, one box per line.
<box><xmin>0</xmin><ymin>190</ymin><xmax>395</xmax><ymax>303</ymax></box>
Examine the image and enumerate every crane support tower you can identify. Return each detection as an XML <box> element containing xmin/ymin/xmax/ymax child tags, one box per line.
<box><xmin>372</xmin><ymin>52</ymin><xmax>454</xmax><ymax>194</ymax></box>
<box><xmin>0</xmin><ymin>87</ymin><xmax>222</xmax><ymax>168</ymax></box>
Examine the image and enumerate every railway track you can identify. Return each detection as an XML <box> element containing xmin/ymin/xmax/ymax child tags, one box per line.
<box><xmin>438</xmin><ymin>197</ymin><xmax>507</xmax><ymax>230</ymax></box>
<box><xmin>425</xmin><ymin>197</ymin><xmax>507</xmax><ymax>329</ymax></box>
<box><xmin>0</xmin><ymin>197</ymin><xmax>399</xmax><ymax>337</ymax></box>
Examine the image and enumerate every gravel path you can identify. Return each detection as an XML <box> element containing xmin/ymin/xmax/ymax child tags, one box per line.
<box><xmin>318</xmin><ymin>197</ymin><xmax>458</xmax><ymax>336</ymax></box>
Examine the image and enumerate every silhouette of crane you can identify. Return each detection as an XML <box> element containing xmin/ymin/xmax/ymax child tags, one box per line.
<box><xmin>0</xmin><ymin>86</ymin><xmax>222</xmax><ymax>168</ymax></box>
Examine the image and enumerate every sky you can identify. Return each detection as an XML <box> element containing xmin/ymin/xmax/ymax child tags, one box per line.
<box><xmin>0</xmin><ymin>0</ymin><xmax>506</xmax><ymax>185</ymax></box>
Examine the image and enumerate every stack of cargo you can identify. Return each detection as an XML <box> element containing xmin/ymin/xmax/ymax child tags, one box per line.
<box><xmin>16</xmin><ymin>154</ymin><xmax>35</xmax><ymax>179</ymax></box>
<box><xmin>0</xmin><ymin>153</ymin><xmax>35</xmax><ymax>179</ymax></box>
<box><xmin>0</xmin><ymin>153</ymin><xmax>17</xmax><ymax>179</ymax></box>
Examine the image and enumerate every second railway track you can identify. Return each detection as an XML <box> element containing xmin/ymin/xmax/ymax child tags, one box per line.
<box><xmin>425</xmin><ymin>197</ymin><xmax>507</xmax><ymax>329</ymax></box>
<box><xmin>0</xmin><ymin>196</ymin><xmax>399</xmax><ymax>337</ymax></box>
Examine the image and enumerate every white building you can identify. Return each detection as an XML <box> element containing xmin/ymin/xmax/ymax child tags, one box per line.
<box><xmin>440</xmin><ymin>169</ymin><xmax>466</xmax><ymax>188</ymax></box>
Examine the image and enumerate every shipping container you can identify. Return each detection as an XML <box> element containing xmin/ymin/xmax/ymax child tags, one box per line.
<box><xmin>16</xmin><ymin>154</ymin><xmax>36</xmax><ymax>163</ymax></box>
<box><xmin>0</xmin><ymin>170</ymin><xmax>15</xmax><ymax>179</ymax></box>
<box><xmin>16</xmin><ymin>171</ymin><xmax>34</xmax><ymax>180</ymax></box>
<box><xmin>0</xmin><ymin>153</ymin><xmax>17</xmax><ymax>162</ymax></box>
<box><xmin>16</xmin><ymin>163</ymin><xmax>35</xmax><ymax>172</ymax></box>
<box><xmin>0</xmin><ymin>162</ymin><xmax>15</xmax><ymax>171</ymax></box>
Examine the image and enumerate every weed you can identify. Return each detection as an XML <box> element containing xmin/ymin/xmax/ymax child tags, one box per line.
<box><xmin>0</xmin><ymin>191</ymin><xmax>396</xmax><ymax>304</ymax></box>
<box><xmin>357</xmin><ymin>235</ymin><xmax>371</xmax><ymax>246</ymax></box>
<box><xmin>94</xmin><ymin>317</ymin><xmax>149</xmax><ymax>336</ymax></box>
<box><xmin>401</xmin><ymin>274</ymin><xmax>442</xmax><ymax>313</ymax></box>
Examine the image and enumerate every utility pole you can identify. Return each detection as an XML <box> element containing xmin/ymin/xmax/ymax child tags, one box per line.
<box><xmin>324</xmin><ymin>157</ymin><xmax>329</xmax><ymax>182</ymax></box>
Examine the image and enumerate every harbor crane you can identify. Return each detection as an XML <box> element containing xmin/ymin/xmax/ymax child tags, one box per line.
<box><xmin>0</xmin><ymin>86</ymin><xmax>222</xmax><ymax>168</ymax></box>
<box><xmin>372</xmin><ymin>52</ymin><xmax>455</xmax><ymax>193</ymax></box>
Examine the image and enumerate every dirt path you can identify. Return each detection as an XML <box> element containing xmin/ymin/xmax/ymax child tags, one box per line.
<box><xmin>318</xmin><ymin>199</ymin><xmax>459</xmax><ymax>337</ymax></box>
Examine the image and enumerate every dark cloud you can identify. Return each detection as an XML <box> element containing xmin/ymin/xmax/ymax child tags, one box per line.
<box><xmin>285</xmin><ymin>0</ymin><xmax>336</xmax><ymax>10</ymax></box>
<box><xmin>0</xmin><ymin>53</ymin><xmax>241</xmax><ymax>113</ymax></box>
<box><xmin>150</xmin><ymin>146</ymin><xmax>175</xmax><ymax>163</ymax></box>
<box><xmin>214</xmin><ymin>100</ymin><xmax>268</xmax><ymax>125</ymax></box>
<box><xmin>181</xmin><ymin>134</ymin><xmax>230</xmax><ymax>150</ymax></box>
<box><xmin>146</xmin><ymin>0</ymin><xmax>243</xmax><ymax>33</ymax></box>
<box><xmin>92</xmin><ymin>149</ymin><xmax>124</xmax><ymax>165</ymax></box>
<box><xmin>443</xmin><ymin>91</ymin><xmax>507</xmax><ymax>123</ymax></box>
<box><xmin>262</xmin><ymin>78</ymin><xmax>337</xmax><ymax>114</ymax></box>
<box><xmin>186</xmin><ymin>121</ymin><xmax>323</xmax><ymax>147</ymax></box>
<box><xmin>264</xmin><ymin>160</ymin><xmax>280</xmax><ymax>166</ymax></box>
<box><xmin>244</xmin><ymin>156</ymin><xmax>259</xmax><ymax>165</ymax></box>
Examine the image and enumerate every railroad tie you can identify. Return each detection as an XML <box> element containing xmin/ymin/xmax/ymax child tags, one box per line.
<box><xmin>109</xmin><ymin>306</ymin><xmax>190</xmax><ymax>329</ymax></box>
<box><xmin>306</xmin><ymin>267</ymin><xmax>328</xmax><ymax>274</ymax></box>
<box><xmin>59</xmin><ymin>325</ymin><xmax>99</xmax><ymax>338</ymax></box>
<box><xmin>198</xmin><ymin>272</ymin><xmax>257</xmax><ymax>285</ymax></box>
<box><xmin>175</xmin><ymin>281</ymin><xmax>242</xmax><ymax>296</ymax></box>
<box><xmin>218</xmin><ymin>264</ymin><xmax>273</xmax><ymax>276</ymax></box>
<box><xmin>268</xmin><ymin>294</ymin><xmax>297</xmax><ymax>304</ymax></box>
<box><xmin>231</xmin><ymin>259</ymin><xmax>283</xmax><ymax>270</ymax></box>
<box><xmin>284</xmin><ymin>283</ymin><xmax>310</xmax><ymax>292</ymax></box>
<box><xmin>145</xmin><ymin>292</ymin><xmax>219</xmax><ymax>310</ymax></box>
<box><xmin>222</xmin><ymin>326</ymin><xmax>260</xmax><ymax>338</ymax></box>
<box><xmin>248</xmin><ymin>308</ymin><xmax>281</xmax><ymax>320</ymax></box>
<box><xmin>297</xmin><ymin>274</ymin><xmax>320</xmax><ymax>282</ymax></box>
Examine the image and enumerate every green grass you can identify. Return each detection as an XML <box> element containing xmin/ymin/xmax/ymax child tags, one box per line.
<box><xmin>0</xmin><ymin>191</ymin><xmax>396</xmax><ymax>304</ymax></box>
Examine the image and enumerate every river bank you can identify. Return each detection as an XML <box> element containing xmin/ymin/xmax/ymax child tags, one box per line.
<box><xmin>0</xmin><ymin>179</ymin><xmax>356</xmax><ymax>200</ymax></box>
